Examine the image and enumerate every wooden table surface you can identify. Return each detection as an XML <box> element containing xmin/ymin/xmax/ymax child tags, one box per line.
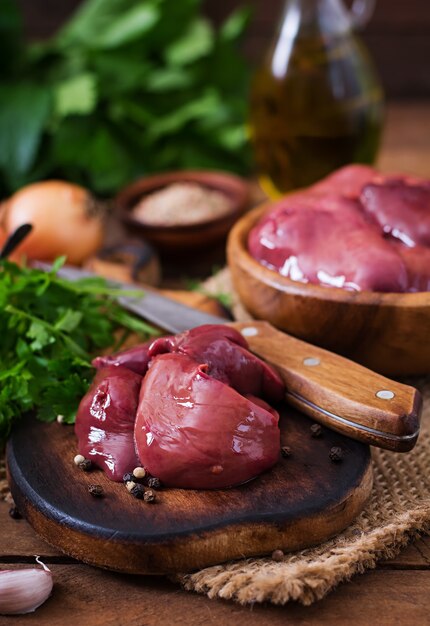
<box><xmin>2</xmin><ymin>101</ymin><xmax>430</xmax><ymax>625</ymax></box>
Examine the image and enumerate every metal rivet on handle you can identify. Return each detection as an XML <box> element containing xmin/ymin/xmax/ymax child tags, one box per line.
<box><xmin>376</xmin><ymin>390</ymin><xmax>395</xmax><ymax>400</ymax></box>
<box><xmin>303</xmin><ymin>357</ymin><xmax>320</xmax><ymax>367</ymax></box>
<box><xmin>241</xmin><ymin>327</ymin><xmax>258</xmax><ymax>337</ymax></box>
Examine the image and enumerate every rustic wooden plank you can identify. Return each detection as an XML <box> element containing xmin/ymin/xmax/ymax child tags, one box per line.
<box><xmin>381</xmin><ymin>536</ymin><xmax>430</xmax><ymax>569</ymax></box>
<box><xmin>0</xmin><ymin>501</ymin><xmax>63</xmax><ymax>559</ymax></box>
<box><xmin>1</xmin><ymin>565</ymin><xmax>429</xmax><ymax>626</ymax></box>
<box><xmin>378</xmin><ymin>104</ymin><xmax>430</xmax><ymax>177</ymax></box>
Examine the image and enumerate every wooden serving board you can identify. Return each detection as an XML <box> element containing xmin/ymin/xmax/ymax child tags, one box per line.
<box><xmin>6</xmin><ymin>408</ymin><xmax>372</xmax><ymax>575</ymax></box>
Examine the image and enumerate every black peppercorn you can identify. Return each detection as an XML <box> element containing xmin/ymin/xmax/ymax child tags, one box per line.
<box><xmin>9</xmin><ymin>506</ymin><xmax>22</xmax><ymax>520</ymax></box>
<box><xmin>271</xmin><ymin>549</ymin><xmax>284</xmax><ymax>561</ymax></box>
<box><xmin>122</xmin><ymin>472</ymin><xmax>134</xmax><ymax>483</ymax></box>
<box><xmin>329</xmin><ymin>446</ymin><xmax>344</xmax><ymax>463</ymax></box>
<box><xmin>144</xmin><ymin>489</ymin><xmax>156</xmax><ymax>503</ymax></box>
<box><xmin>130</xmin><ymin>484</ymin><xmax>145</xmax><ymax>499</ymax></box>
<box><xmin>310</xmin><ymin>423</ymin><xmax>323</xmax><ymax>438</ymax></box>
<box><xmin>88</xmin><ymin>484</ymin><xmax>104</xmax><ymax>497</ymax></box>
<box><xmin>79</xmin><ymin>459</ymin><xmax>93</xmax><ymax>472</ymax></box>
<box><xmin>281</xmin><ymin>446</ymin><xmax>292</xmax><ymax>458</ymax></box>
<box><xmin>147</xmin><ymin>477</ymin><xmax>162</xmax><ymax>490</ymax></box>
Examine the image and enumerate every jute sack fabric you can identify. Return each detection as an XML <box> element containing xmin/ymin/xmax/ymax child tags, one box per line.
<box><xmin>176</xmin><ymin>269</ymin><xmax>430</xmax><ymax>606</ymax></box>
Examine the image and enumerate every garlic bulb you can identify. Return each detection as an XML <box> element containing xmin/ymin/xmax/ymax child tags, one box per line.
<box><xmin>0</xmin><ymin>557</ymin><xmax>53</xmax><ymax>615</ymax></box>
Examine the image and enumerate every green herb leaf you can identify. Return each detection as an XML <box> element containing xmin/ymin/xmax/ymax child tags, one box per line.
<box><xmin>94</xmin><ymin>4</ymin><xmax>159</xmax><ymax>49</ymax></box>
<box><xmin>220</xmin><ymin>7</ymin><xmax>252</xmax><ymax>42</ymax></box>
<box><xmin>0</xmin><ymin>260</ymin><xmax>158</xmax><ymax>443</ymax></box>
<box><xmin>0</xmin><ymin>0</ymin><xmax>24</xmax><ymax>78</ymax></box>
<box><xmin>54</xmin><ymin>73</ymin><xmax>97</xmax><ymax>118</ymax></box>
<box><xmin>165</xmin><ymin>18</ymin><xmax>214</xmax><ymax>66</ymax></box>
<box><xmin>56</xmin><ymin>0</ymin><xmax>133</xmax><ymax>46</ymax></box>
<box><xmin>0</xmin><ymin>83</ymin><xmax>51</xmax><ymax>180</ymax></box>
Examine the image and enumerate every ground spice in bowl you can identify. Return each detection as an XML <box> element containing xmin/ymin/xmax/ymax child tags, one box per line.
<box><xmin>132</xmin><ymin>182</ymin><xmax>233</xmax><ymax>227</ymax></box>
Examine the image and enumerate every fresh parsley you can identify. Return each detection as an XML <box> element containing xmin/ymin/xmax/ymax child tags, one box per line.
<box><xmin>0</xmin><ymin>0</ymin><xmax>251</xmax><ymax>196</ymax></box>
<box><xmin>0</xmin><ymin>258</ymin><xmax>158</xmax><ymax>442</ymax></box>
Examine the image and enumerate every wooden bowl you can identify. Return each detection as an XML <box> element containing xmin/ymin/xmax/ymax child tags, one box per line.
<box><xmin>116</xmin><ymin>171</ymin><xmax>249</xmax><ymax>253</ymax></box>
<box><xmin>227</xmin><ymin>204</ymin><xmax>430</xmax><ymax>377</ymax></box>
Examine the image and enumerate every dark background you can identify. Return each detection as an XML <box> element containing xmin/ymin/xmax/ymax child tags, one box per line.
<box><xmin>16</xmin><ymin>0</ymin><xmax>430</xmax><ymax>99</ymax></box>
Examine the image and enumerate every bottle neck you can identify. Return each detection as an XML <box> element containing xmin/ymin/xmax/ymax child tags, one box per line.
<box><xmin>277</xmin><ymin>0</ymin><xmax>353</xmax><ymax>39</ymax></box>
<box><xmin>270</xmin><ymin>0</ymin><xmax>354</xmax><ymax>79</ymax></box>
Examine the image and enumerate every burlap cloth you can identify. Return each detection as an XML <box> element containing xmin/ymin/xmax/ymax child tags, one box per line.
<box><xmin>175</xmin><ymin>269</ymin><xmax>430</xmax><ymax>606</ymax></box>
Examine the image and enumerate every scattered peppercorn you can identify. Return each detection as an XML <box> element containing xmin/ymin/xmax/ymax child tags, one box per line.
<box><xmin>271</xmin><ymin>549</ymin><xmax>284</xmax><ymax>561</ymax></box>
<box><xmin>281</xmin><ymin>446</ymin><xmax>292</xmax><ymax>458</ymax></box>
<box><xmin>130</xmin><ymin>484</ymin><xmax>145</xmax><ymax>499</ymax></box>
<box><xmin>57</xmin><ymin>414</ymin><xmax>65</xmax><ymax>424</ymax></box>
<box><xmin>133</xmin><ymin>467</ymin><xmax>146</xmax><ymax>480</ymax></box>
<box><xmin>88</xmin><ymin>484</ymin><xmax>104</xmax><ymax>497</ymax></box>
<box><xmin>73</xmin><ymin>454</ymin><xmax>85</xmax><ymax>466</ymax></box>
<box><xmin>126</xmin><ymin>481</ymin><xmax>136</xmax><ymax>492</ymax></box>
<box><xmin>310</xmin><ymin>423</ymin><xmax>323</xmax><ymax>438</ymax></box>
<box><xmin>147</xmin><ymin>477</ymin><xmax>162</xmax><ymax>490</ymax></box>
<box><xmin>78</xmin><ymin>459</ymin><xmax>93</xmax><ymax>472</ymax></box>
<box><xmin>144</xmin><ymin>489</ymin><xmax>156</xmax><ymax>503</ymax></box>
<box><xmin>9</xmin><ymin>506</ymin><xmax>22</xmax><ymax>520</ymax></box>
<box><xmin>329</xmin><ymin>446</ymin><xmax>344</xmax><ymax>463</ymax></box>
<box><xmin>122</xmin><ymin>472</ymin><xmax>134</xmax><ymax>484</ymax></box>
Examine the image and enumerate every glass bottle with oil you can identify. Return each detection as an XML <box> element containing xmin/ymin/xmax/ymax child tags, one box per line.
<box><xmin>249</xmin><ymin>0</ymin><xmax>384</xmax><ymax>197</ymax></box>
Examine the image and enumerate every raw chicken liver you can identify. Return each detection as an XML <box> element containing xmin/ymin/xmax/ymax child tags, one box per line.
<box><xmin>248</xmin><ymin>195</ymin><xmax>408</xmax><ymax>292</ymax></box>
<box><xmin>134</xmin><ymin>353</ymin><xmax>280</xmax><ymax>489</ymax></box>
<box><xmin>75</xmin><ymin>366</ymin><xmax>142</xmax><ymax>481</ymax></box>
<box><xmin>76</xmin><ymin>326</ymin><xmax>284</xmax><ymax>489</ymax></box>
<box><xmin>310</xmin><ymin>164</ymin><xmax>377</xmax><ymax>198</ymax></box>
<box><xmin>149</xmin><ymin>325</ymin><xmax>284</xmax><ymax>403</ymax></box>
<box><xmin>92</xmin><ymin>339</ymin><xmax>153</xmax><ymax>375</ymax></box>
<box><xmin>249</xmin><ymin>165</ymin><xmax>430</xmax><ymax>293</ymax></box>
<box><xmin>360</xmin><ymin>176</ymin><xmax>430</xmax><ymax>247</ymax></box>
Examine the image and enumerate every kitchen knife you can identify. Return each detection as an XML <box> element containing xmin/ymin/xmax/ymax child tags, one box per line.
<box><xmin>40</xmin><ymin>263</ymin><xmax>422</xmax><ymax>452</ymax></box>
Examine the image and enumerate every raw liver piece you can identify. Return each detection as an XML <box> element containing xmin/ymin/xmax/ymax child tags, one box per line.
<box><xmin>75</xmin><ymin>366</ymin><xmax>142</xmax><ymax>481</ymax></box>
<box><xmin>360</xmin><ymin>177</ymin><xmax>430</xmax><ymax>247</ymax></box>
<box><xmin>134</xmin><ymin>354</ymin><xmax>280</xmax><ymax>489</ymax></box>
<box><xmin>92</xmin><ymin>339</ymin><xmax>153</xmax><ymax>376</ymax></box>
<box><xmin>309</xmin><ymin>164</ymin><xmax>378</xmax><ymax>198</ymax></box>
<box><xmin>393</xmin><ymin>242</ymin><xmax>430</xmax><ymax>292</ymax></box>
<box><xmin>149</xmin><ymin>325</ymin><xmax>285</xmax><ymax>403</ymax></box>
<box><xmin>248</xmin><ymin>196</ymin><xmax>408</xmax><ymax>292</ymax></box>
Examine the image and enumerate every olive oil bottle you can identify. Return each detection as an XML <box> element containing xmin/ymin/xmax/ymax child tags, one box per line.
<box><xmin>249</xmin><ymin>0</ymin><xmax>384</xmax><ymax>197</ymax></box>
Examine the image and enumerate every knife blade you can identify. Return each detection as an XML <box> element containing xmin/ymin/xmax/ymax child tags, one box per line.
<box><xmin>38</xmin><ymin>262</ymin><xmax>422</xmax><ymax>452</ymax></box>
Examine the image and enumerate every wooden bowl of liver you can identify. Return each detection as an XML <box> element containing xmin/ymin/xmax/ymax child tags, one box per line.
<box><xmin>227</xmin><ymin>204</ymin><xmax>430</xmax><ymax>377</ymax></box>
<box><xmin>116</xmin><ymin>171</ymin><xmax>249</xmax><ymax>253</ymax></box>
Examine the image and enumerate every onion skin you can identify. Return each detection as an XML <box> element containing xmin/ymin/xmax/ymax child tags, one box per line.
<box><xmin>3</xmin><ymin>181</ymin><xmax>105</xmax><ymax>265</ymax></box>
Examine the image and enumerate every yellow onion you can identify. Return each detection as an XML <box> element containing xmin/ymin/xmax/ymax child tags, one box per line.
<box><xmin>1</xmin><ymin>181</ymin><xmax>105</xmax><ymax>265</ymax></box>
<box><xmin>0</xmin><ymin>227</ymin><xmax>6</xmax><ymax>251</ymax></box>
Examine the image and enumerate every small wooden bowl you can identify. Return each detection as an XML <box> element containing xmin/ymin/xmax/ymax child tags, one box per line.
<box><xmin>227</xmin><ymin>204</ymin><xmax>430</xmax><ymax>376</ymax></box>
<box><xmin>116</xmin><ymin>171</ymin><xmax>249</xmax><ymax>253</ymax></box>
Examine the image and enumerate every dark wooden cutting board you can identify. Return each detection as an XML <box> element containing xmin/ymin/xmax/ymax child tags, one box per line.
<box><xmin>6</xmin><ymin>407</ymin><xmax>372</xmax><ymax>574</ymax></box>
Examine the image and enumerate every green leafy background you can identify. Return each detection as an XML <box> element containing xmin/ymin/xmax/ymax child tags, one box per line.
<box><xmin>0</xmin><ymin>0</ymin><xmax>251</xmax><ymax>196</ymax></box>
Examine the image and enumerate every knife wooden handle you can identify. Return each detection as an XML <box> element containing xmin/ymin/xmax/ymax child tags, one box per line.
<box><xmin>231</xmin><ymin>321</ymin><xmax>422</xmax><ymax>452</ymax></box>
